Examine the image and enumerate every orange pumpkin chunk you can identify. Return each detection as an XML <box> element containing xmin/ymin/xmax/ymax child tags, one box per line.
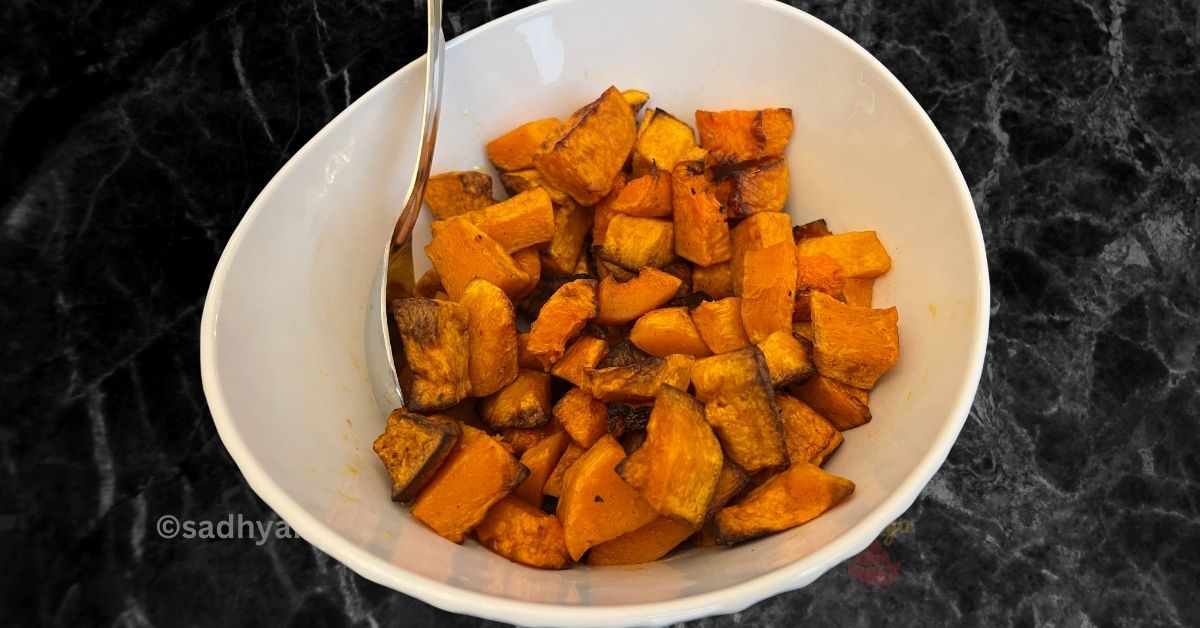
<box><xmin>432</xmin><ymin>189</ymin><xmax>556</xmax><ymax>253</ymax></box>
<box><xmin>423</xmin><ymin>171</ymin><xmax>495</xmax><ymax>219</ymax></box>
<box><xmin>460</xmin><ymin>279</ymin><xmax>519</xmax><ymax>396</ymax></box>
<box><xmin>425</xmin><ymin>218</ymin><xmax>529</xmax><ymax>300</ymax></box>
<box><xmin>629</xmin><ymin>307</ymin><xmax>713</xmax><ymax>358</ymax></box>
<box><xmin>691</xmin><ymin>262</ymin><xmax>734</xmax><ymax>299</ymax></box>
<box><xmin>690</xmin><ymin>346</ymin><xmax>788</xmax><ymax>474</ymax></box>
<box><xmin>671</xmin><ymin>161</ymin><xmax>732</xmax><ymax>266</ymax></box>
<box><xmin>788</xmin><ymin>373</ymin><xmax>872</xmax><ymax>431</ymax></box>
<box><xmin>558</xmin><ymin>435</ymin><xmax>659</xmax><ymax>560</ymax></box>
<box><xmin>794</xmin><ymin>231</ymin><xmax>892</xmax><ymax>279</ymax></box>
<box><xmin>717</xmin><ymin>156</ymin><xmax>789</xmax><ymax>218</ymax></box>
<box><xmin>550</xmin><ymin>335</ymin><xmax>609</xmax><ymax>388</ymax></box>
<box><xmin>584</xmin><ymin>353</ymin><xmax>695</xmax><ymax>403</ymax></box>
<box><xmin>741</xmin><ymin>242</ymin><xmax>798</xmax><ymax>343</ymax></box>
<box><xmin>756</xmin><ymin>330</ymin><xmax>815</xmax><ymax>387</ymax></box>
<box><xmin>601</xmin><ymin>214</ymin><xmax>676</xmax><ymax>271</ymax></box>
<box><xmin>776</xmin><ymin>393</ymin><xmax>843</xmax><ymax>465</ymax></box>
<box><xmin>695</xmin><ymin>108</ymin><xmax>794</xmax><ymax>165</ymax></box>
<box><xmin>810</xmin><ymin>291</ymin><xmax>900</xmax><ymax>389</ymax></box>
<box><xmin>411</xmin><ymin>425</ymin><xmax>529</xmax><ymax>543</ymax></box>
<box><xmin>391</xmin><ymin>298</ymin><xmax>471</xmax><ymax>412</ymax></box>
<box><xmin>715</xmin><ymin>463</ymin><xmax>853</xmax><ymax>544</ymax></box>
<box><xmin>543</xmin><ymin>442</ymin><xmax>586</xmax><ymax>498</ymax></box>
<box><xmin>480</xmin><ymin>369</ymin><xmax>552</xmax><ymax>429</ymax></box>
<box><xmin>632</xmin><ymin>108</ymin><xmax>706</xmax><ymax>176</ymax></box>
<box><xmin>594</xmin><ymin>267</ymin><xmax>683</xmax><ymax>325</ymax></box>
<box><xmin>690</xmin><ymin>297</ymin><xmax>751</xmax><ymax>354</ymax></box>
<box><xmin>514</xmin><ymin>431</ymin><xmax>571</xmax><ymax>505</ymax></box>
<box><xmin>534</xmin><ymin>86</ymin><xmax>637</xmax><ymax>205</ymax></box>
<box><xmin>487</xmin><ymin>118</ymin><xmax>561</xmax><ymax>172</ymax></box>
<box><xmin>609</xmin><ymin>168</ymin><xmax>673</xmax><ymax>217</ymax></box>
<box><xmin>731</xmin><ymin>211</ymin><xmax>792</xmax><ymax>295</ymax></box>
<box><xmin>526</xmin><ymin>279</ymin><xmax>598</xmax><ymax>369</ymax></box>
<box><xmin>842</xmin><ymin>278</ymin><xmax>875</xmax><ymax>307</ymax></box>
<box><xmin>553</xmin><ymin>387</ymin><xmax>609</xmax><ymax>448</ymax></box>
<box><xmin>475</xmin><ymin>496</ymin><xmax>572</xmax><ymax>569</ymax></box>
<box><xmin>372</xmin><ymin>410</ymin><xmax>461</xmax><ymax>502</ymax></box>
<box><xmin>587</xmin><ymin>516</ymin><xmax>696</xmax><ymax>565</ymax></box>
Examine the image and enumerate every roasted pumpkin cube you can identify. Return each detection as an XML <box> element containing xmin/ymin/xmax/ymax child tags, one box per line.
<box><xmin>475</xmin><ymin>496</ymin><xmax>572</xmax><ymax>569</ymax></box>
<box><xmin>500</xmin><ymin>422</ymin><xmax>561</xmax><ymax>457</ymax></box>
<box><xmin>632</xmin><ymin>108</ymin><xmax>706</xmax><ymax>176</ymax></box>
<box><xmin>794</xmin><ymin>231</ymin><xmax>892</xmax><ymax>279</ymax></box>
<box><xmin>629</xmin><ymin>307</ymin><xmax>713</xmax><ymax>358</ymax></box>
<box><xmin>541</xmin><ymin>201</ymin><xmax>594</xmax><ymax>276</ymax></box>
<box><xmin>842</xmin><ymin>278</ymin><xmax>874</xmax><ymax>307</ymax></box>
<box><xmin>425</xmin><ymin>218</ymin><xmax>530</xmax><ymax>300</ymax></box>
<box><xmin>617</xmin><ymin>385</ymin><xmax>723</xmax><ymax>526</ymax></box>
<box><xmin>372</xmin><ymin>410</ymin><xmax>461</xmax><ymax>502</ymax></box>
<box><xmin>510</xmin><ymin>247</ymin><xmax>543</xmax><ymax>299</ymax></box>
<box><xmin>584</xmin><ymin>353</ymin><xmax>695</xmax><ymax>403</ymax></box>
<box><xmin>553</xmin><ymin>387</ymin><xmax>609</xmax><ymax>448</ymax></box>
<box><xmin>690</xmin><ymin>297</ymin><xmax>751</xmax><ymax>354</ymax></box>
<box><xmin>756</xmin><ymin>330</ymin><xmax>815</xmax><ymax>387</ymax></box>
<box><xmin>487</xmin><ymin>118</ymin><xmax>561</xmax><ymax>172</ymax></box>
<box><xmin>391</xmin><ymin>298</ymin><xmax>471</xmax><ymax>411</ymax></box>
<box><xmin>601</xmin><ymin>214</ymin><xmax>676</xmax><ymax>270</ymax></box>
<box><xmin>609</xmin><ymin>167</ymin><xmax>673</xmax><ymax>218</ymax></box>
<box><xmin>776</xmin><ymin>393</ymin><xmax>843</xmax><ymax>465</ymax></box>
<box><xmin>788</xmin><ymin>373</ymin><xmax>872</xmax><ymax>430</ymax></box>
<box><xmin>622</xmin><ymin>89</ymin><xmax>650</xmax><ymax>116</ymax></box>
<box><xmin>543</xmin><ymin>442</ymin><xmax>586</xmax><ymax>498</ymax></box>
<box><xmin>480</xmin><ymin>370</ymin><xmax>552</xmax><ymax>429</ymax></box>
<box><xmin>714</xmin><ymin>463</ymin><xmax>853</xmax><ymax>544</ymax></box>
<box><xmin>527</xmin><ymin>279</ymin><xmax>598</xmax><ymax>369</ymax></box>
<box><xmin>691</xmin><ymin>262</ymin><xmax>734</xmax><ymax>299</ymax></box>
<box><xmin>691</xmin><ymin>460</ymin><xmax>751</xmax><ymax>547</ymax></box>
<box><xmin>690</xmin><ymin>346</ymin><xmax>788</xmax><ymax>473</ymax></box>
<box><xmin>550</xmin><ymin>335</ymin><xmax>609</xmax><ymax>388</ymax></box>
<box><xmin>534</xmin><ymin>86</ymin><xmax>636</xmax><ymax>205</ymax></box>
<box><xmin>514</xmin><ymin>431</ymin><xmax>571</xmax><ymax>505</ymax></box>
<box><xmin>433</xmin><ymin>189</ymin><xmax>556</xmax><ymax>253</ymax></box>
<box><xmin>594</xmin><ymin>267</ymin><xmax>682</xmax><ymax>325</ymax></box>
<box><xmin>792</xmin><ymin>218</ymin><xmax>832</xmax><ymax>241</ymax></box>
<box><xmin>717</xmin><ymin>157</ymin><xmax>789</xmax><ymax>218</ymax></box>
<box><xmin>731</xmin><ymin>211</ymin><xmax>792</xmax><ymax>295</ymax></box>
<box><xmin>558</xmin><ymin>435</ymin><xmax>659</xmax><ymax>560</ymax></box>
<box><xmin>810</xmin><ymin>291</ymin><xmax>900</xmax><ymax>389</ymax></box>
<box><xmin>460</xmin><ymin>279</ymin><xmax>520</xmax><ymax>396</ymax></box>
<box><xmin>424</xmin><ymin>171</ymin><xmax>495</xmax><ymax>219</ymax></box>
<box><xmin>695</xmin><ymin>108</ymin><xmax>793</xmax><ymax>165</ymax></box>
<box><xmin>671</xmin><ymin>161</ymin><xmax>732</xmax><ymax>266</ymax></box>
<box><xmin>587</xmin><ymin>516</ymin><xmax>696</xmax><ymax>565</ymax></box>
<box><xmin>411</xmin><ymin>424</ymin><xmax>529</xmax><ymax>543</ymax></box>
<box><xmin>795</xmin><ymin>252</ymin><xmax>846</xmax><ymax>296</ymax></box>
<box><xmin>741</xmin><ymin>241</ymin><xmax>798</xmax><ymax>343</ymax></box>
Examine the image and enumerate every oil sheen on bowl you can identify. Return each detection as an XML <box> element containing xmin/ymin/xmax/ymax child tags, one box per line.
<box><xmin>200</xmin><ymin>0</ymin><xmax>989</xmax><ymax>624</ymax></box>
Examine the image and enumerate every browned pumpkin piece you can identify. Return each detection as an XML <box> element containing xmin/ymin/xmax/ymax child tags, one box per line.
<box><xmin>690</xmin><ymin>346</ymin><xmax>788</xmax><ymax>474</ymax></box>
<box><xmin>584</xmin><ymin>353</ymin><xmax>695</xmax><ymax>403</ymax></box>
<box><xmin>515</xmin><ymin>332</ymin><xmax>541</xmax><ymax>370</ymax></box>
<box><xmin>498</xmin><ymin>168</ymin><xmax>572</xmax><ymax>206</ymax></box>
<box><xmin>629</xmin><ymin>307</ymin><xmax>713</xmax><ymax>358</ymax></box>
<box><xmin>487</xmin><ymin>118</ymin><xmax>561</xmax><ymax>172</ymax></box>
<box><xmin>598</xmin><ymin>338</ymin><xmax>653</xmax><ymax>369</ymax></box>
<box><xmin>411</xmin><ymin>424</ymin><xmax>529</xmax><ymax>543</ymax></box>
<box><xmin>671</xmin><ymin>161</ymin><xmax>732</xmax><ymax>266</ymax></box>
<box><xmin>601</xmin><ymin>214</ymin><xmax>676</xmax><ymax>271</ymax></box>
<box><xmin>690</xmin><ymin>297</ymin><xmax>751</xmax><ymax>354</ymax></box>
<box><xmin>372</xmin><ymin>410</ymin><xmax>462</xmax><ymax>502</ymax></box>
<box><xmin>609</xmin><ymin>167</ymin><xmax>673</xmax><ymax>218</ymax></box>
<box><xmin>414</xmin><ymin>268</ymin><xmax>443</xmax><ymax>299</ymax></box>
<box><xmin>691</xmin><ymin>262</ymin><xmax>734</xmax><ymax>299</ymax></box>
<box><xmin>534</xmin><ymin>86</ymin><xmax>637</xmax><ymax>205</ymax></box>
<box><xmin>594</xmin><ymin>267</ymin><xmax>682</xmax><ymax>326</ymax></box>
<box><xmin>553</xmin><ymin>387</ymin><xmax>609</xmax><ymax>448</ymax></box>
<box><xmin>741</xmin><ymin>241</ymin><xmax>798</xmax><ymax>343</ymax></box>
<box><xmin>558</xmin><ymin>435</ymin><xmax>659</xmax><ymax>560</ymax></box>
<box><xmin>810</xmin><ymin>291</ymin><xmax>900</xmax><ymax>389</ymax></box>
<box><xmin>500</xmin><ymin>422</ymin><xmax>561</xmax><ymax>457</ymax></box>
<box><xmin>842</xmin><ymin>278</ymin><xmax>874</xmax><ymax>307</ymax></box>
<box><xmin>695</xmin><ymin>108</ymin><xmax>794</xmax><ymax>165</ymax></box>
<box><xmin>756</xmin><ymin>330</ymin><xmax>815</xmax><ymax>387</ymax></box>
<box><xmin>587</xmin><ymin>516</ymin><xmax>696</xmax><ymax>565</ymax></box>
<box><xmin>543</xmin><ymin>441</ymin><xmax>586</xmax><ymax>498</ymax></box>
<box><xmin>793</xmin><ymin>218</ymin><xmax>832</xmax><ymax>241</ymax></box>
<box><xmin>541</xmin><ymin>201</ymin><xmax>594</xmax><ymax>276</ymax></box>
<box><xmin>424</xmin><ymin>171</ymin><xmax>495</xmax><ymax>219</ymax></box>
<box><xmin>788</xmin><ymin>373</ymin><xmax>872</xmax><ymax>430</ymax></box>
<box><xmin>622</xmin><ymin>89</ymin><xmax>650</xmax><ymax>116</ymax></box>
<box><xmin>632</xmin><ymin>108</ymin><xmax>707</xmax><ymax>176</ymax></box>
<box><xmin>459</xmin><ymin>279</ymin><xmax>519</xmax><ymax>396</ymax></box>
<box><xmin>617</xmin><ymin>386</ymin><xmax>723</xmax><ymax>526</ymax></box>
<box><xmin>794</xmin><ymin>231</ymin><xmax>892</xmax><ymax>279</ymax></box>
<box><xmin>425</xmin><ymin>218</ymin><xmax>530</xmax><ymax>300</ymax></box>
<box><xmin>776</xmin><ymin>393</ymin><xmax>843</xmax><ymax>466</ymax></box>
<box><xmin>475</xmin><ymin>496</ymin><xmax>572</xmax><ymax>569</ymax></box>
<box><xmin>527</xmin><ymin>279</ymin><xmax>598</xmax><ymax>369</ymax></box>
<box><xmin>691</xmin><ymin>460</ymin><xmax>751</xmax><ymax>547</ymax></box>
<box><xmin>514</xmin><ymin>431</ymin><xmax>571</xmax><ymax>505</ymax></box>
<box><xmin>510</xmin><ymin>247</ymin><xmax>543</xmax><ymax>299</ymax></box>
<box><xmin>795</xmin><ymin>252</ymin><xmax>846</xmax><ymax>306</ymax></box>
<box><xmin>718</xmin><ymin>157</ymin><xmax>789</xmax><ymax>218</ymax></box>
<box><xmin>391</xmin><ymin>298</ymin><xmax>471</xmax><ymax>412</ymax></box>
<box><xmin>714</xmin><ymin>463</ymin><xmax>854</xmax><ymax>544</ymax></box>
<box><xmin>731</xmin><ymin>211</ymin><xmax>792</xmax><ymax>295</ymax></box>
<box><xmin>480</xmin><ymin>370</ymin><xmax>552</xmax><ymax>429</ymax></box>
<box><xmin>550</xmin><ymin>335</ymin><xmax>609</xmax><ymax>388</ymax></box>
<box><xmin>433</xmin><ymin>189</ymin><xmax>556</xmax><ymax>253</ymax></box>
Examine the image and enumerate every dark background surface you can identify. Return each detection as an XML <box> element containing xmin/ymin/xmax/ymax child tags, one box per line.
<box><xmin>2</xmin><ymin>0</ymin><xmax>1198</xmax><ymax>626</ymax></box>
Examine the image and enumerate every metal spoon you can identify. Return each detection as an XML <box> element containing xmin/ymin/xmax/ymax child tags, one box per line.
<box><xmin>379</xmin><ymin>0</ymin><xmax>444</xmax><ymax>405</ymax></box>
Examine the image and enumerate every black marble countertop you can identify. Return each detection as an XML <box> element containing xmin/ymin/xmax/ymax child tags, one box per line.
<box><xmin>3</xmin><ymin>0</ymin><xmax>1198</xmax><ymax>625</ymax></box>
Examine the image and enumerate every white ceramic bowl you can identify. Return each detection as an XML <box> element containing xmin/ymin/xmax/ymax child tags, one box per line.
<box><xmin>200</xmin><ymin>0</ymin><xmax>989</xmax><ymax>624</ymax></box>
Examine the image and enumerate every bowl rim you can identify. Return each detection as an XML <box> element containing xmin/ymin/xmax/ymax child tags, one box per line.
<box><xmin>200</xmin><ymin>0</ymin><xmax>990</xmax><ymax>624</ymax></box>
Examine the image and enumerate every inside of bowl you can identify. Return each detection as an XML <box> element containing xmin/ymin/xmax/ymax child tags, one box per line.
<box><xmin>206</xmin><ymin>0</ymin><xmax>985</xmax><ymax>610</ymax></box>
